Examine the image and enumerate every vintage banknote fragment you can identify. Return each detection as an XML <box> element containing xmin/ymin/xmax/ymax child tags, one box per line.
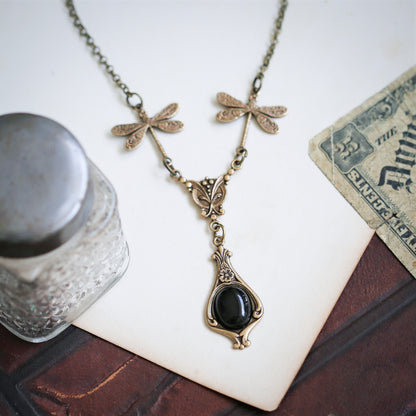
<box><xmin>309</xmin><ymin>66</ymin><xmax>416</xmax><ymax>278</ymax></box>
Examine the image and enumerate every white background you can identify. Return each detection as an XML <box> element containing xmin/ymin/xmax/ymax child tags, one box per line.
<box><xmin>0</xmin><ymin>0</ymin><xmax>415</xmax><ymax>411</ymax></box>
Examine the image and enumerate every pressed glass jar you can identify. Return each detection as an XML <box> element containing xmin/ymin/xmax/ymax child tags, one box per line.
<box><xmin>0</xmin><ymin>113</ymin><xmax>129</xmax><ymax>342</ymax></box>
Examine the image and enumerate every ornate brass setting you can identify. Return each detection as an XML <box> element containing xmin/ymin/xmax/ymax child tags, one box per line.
<box><xmin>189</xmin><ymin>176</ymin><xmax>227</xmax><ymax>218</ymax></box>
<box><xmin>206</xmin><ymin>246</ymin><xmax>264</xmax><ymax>350</ymax></box>
<box><xmin>112</xmin><ymin>103</ymin><xmax>184</xmax><ymax>151</ymax></box>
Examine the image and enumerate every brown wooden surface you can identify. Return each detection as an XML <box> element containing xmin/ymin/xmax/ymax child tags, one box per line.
<box><xmin>1</xmin><ymin>234</ymin><xmax>415</xmax><ymax>416</ymax></box>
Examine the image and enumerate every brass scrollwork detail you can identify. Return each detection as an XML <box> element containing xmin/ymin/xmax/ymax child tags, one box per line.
<box><xmin>209</xmin><ymin>220</ymin><xmax>225</xmax><ymax>247</ymax></box>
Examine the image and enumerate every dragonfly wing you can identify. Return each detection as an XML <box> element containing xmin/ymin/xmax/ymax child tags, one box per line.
<box><xmin>216</xmin><ymin>108</ymin><xmax>247</xmax><ymax>122</ymax></box>
<box><xmin>257</xmin><ymin>105</ymin><xmax>288</xmax><ymax>118</ymax></box>
<box><xmin>111</xmin><ymin>122</ymin><xmax>141</xmax><ymax>136</ymax></box>
<box><xmin>216</xmin><ymin>92</ymin><xmax>246</xmax><ymax>109</ymax></box>
<box><xmin>253</xmin><ymin>112</ymin><xmax>279</xmax><ymax>134</ymax></box>
<box><xmin>154</xmin><ymin>119</ymin><xmax>184</xmax><ymax>133</ymax></box>
<box><xmin>153</xmin><ymin>103</ymin><xmax>179</xmax><ymax>121</ymax></box>
<box><xmin>125</xmin><ymin>125</ymin><xmax>147</xmax><ymax>151</ymax></box>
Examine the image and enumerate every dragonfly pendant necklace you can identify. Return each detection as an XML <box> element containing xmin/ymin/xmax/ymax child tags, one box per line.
<box><xmin>66</xmin><ymin>0</ymin><xmax>288</xmax><ymax>349</ymax></box>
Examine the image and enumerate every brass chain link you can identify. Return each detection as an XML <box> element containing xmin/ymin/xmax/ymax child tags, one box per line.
<box><xmin>163</xmin><ymin>158</ymin><xmax>182</xmax><ymax>179</ymax></box>
<box><xmin>251</xmin><ymin>0</ymin><xmax>289</xmax><ymax>96</ymax></box>
<box><xmin>231</xmin><ymin>146</ymin><xmax>248</xmax><ymax>171</ymax></box>
<box><xmin>65</xmin><ymin>0</ymin><xmax>143</xmax><ymax>110</ymax></box>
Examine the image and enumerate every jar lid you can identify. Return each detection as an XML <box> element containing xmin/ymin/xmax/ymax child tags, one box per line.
<box><xmin>0</xmin><ymin>113</ymin><xmax>93</xmax><ymax>258</ymax></box>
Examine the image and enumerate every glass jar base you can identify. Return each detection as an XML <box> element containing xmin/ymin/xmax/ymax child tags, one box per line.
<box><xmin>1</xmin><ymin>243</ymin><xmax>129</xmax><ymax>343</ymax></box>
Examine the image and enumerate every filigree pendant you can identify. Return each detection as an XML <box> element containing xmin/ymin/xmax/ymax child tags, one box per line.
<box><xmin>207</xmin><ymin>246</ymin><xmax>263</xmax><ymax>349</ymax></box>
<box><xmin>185</xmin><ymin>175</ymin><xmax>263</xmax><ymax>349</ymax></box>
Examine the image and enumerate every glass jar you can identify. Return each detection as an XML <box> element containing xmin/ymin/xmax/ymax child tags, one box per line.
<box><xmin>0</xmin><ymin>113</ymin><xmax>129</xmax><ymax>342</ymax></box>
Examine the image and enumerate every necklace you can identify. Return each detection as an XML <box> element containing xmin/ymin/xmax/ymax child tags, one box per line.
<box><xmin>65</xmin><ymin>0</ymin><xmax>288</xmax><ymax>349</ymax></box>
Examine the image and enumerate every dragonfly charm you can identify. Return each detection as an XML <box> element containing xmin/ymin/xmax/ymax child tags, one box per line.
<box><xmin>216</xmin><ymin>92</ymin><xmax>287</xmax><ymax>134</ymax></box>
<box><xmin>112</xmin><ymin>103</ymin><xmax>184</xmax><ymax>151</ymax></box>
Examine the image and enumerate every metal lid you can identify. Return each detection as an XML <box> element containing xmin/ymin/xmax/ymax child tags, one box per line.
<box><xmin>0</xmin><ymin>113</ymin><xmax>93</xmax><ymax>258</ymax></box>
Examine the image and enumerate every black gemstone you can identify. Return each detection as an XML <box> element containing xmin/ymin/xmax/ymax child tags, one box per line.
<box><xmin>213</xmin><ymin>286</ymin><xmax>252</xmax><ymax>330</ymax></box>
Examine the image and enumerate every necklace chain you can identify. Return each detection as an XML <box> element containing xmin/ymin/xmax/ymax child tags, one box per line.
<box><xmin>65</xmin><ymin>0</ymin><xmax>143</xmax><ymax>109</ymax></box>
<box><xmin>252</xmin><ymin>0</ymin><xmax>288</xmax><ymax>95</ymax></box>
<box><xmin>65</xmin><ymin>0</ymin><xmax>288</xmax><ymax>107</ymax></box>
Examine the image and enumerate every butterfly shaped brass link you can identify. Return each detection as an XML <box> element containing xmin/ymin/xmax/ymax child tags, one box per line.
<box><xmin>189</xmin><ymin>176</ymin><xmax>227</xmax><ymax>218</ymax></box>
<box><xmin>216</xmin><ymin>92</ymin><xmax>287</xmax><ymax>134</ymax></box>
<box><xmin>112</xmin><ymin>103</ymin><xmax>184</xmax><ymax>151</ymax></box>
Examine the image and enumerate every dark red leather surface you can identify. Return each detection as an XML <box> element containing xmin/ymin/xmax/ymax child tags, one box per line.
<box><xmin>1</xmin><ymin>234</ymin><xmax>415</xmax><ymax>416</ymax></box>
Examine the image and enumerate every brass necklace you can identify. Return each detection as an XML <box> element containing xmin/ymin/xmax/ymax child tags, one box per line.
<box><xmin>65</xmin><ymin>0</ymin><xmax>288</xmax><ymax>349</ymax></box>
